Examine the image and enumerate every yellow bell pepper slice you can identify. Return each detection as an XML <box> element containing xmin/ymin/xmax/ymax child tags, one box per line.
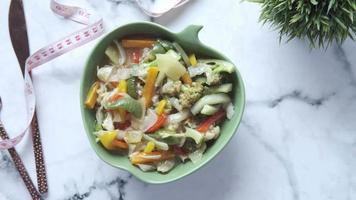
<box><xmin>143</xmin><ymin>67</ymin><xmax>159</xmax><ymax>107</ymax></box>
<box><xmin>85</xmin><ymin>81</ymin><xmax>99</xmax><ymax>109</ymax></box>
<box><xmin>155</xmin><ymin>99</ymin><xmax>167</xmax><ymax>115</ymax></box>
<box><xmin>99</xmin><ymin>131</ymin><xmax>117</xmax><ymax>150</ymax></box>
<box><xmin>189</xmin><ymin>54</ymin><xmax>197</xmax><ymax>66</ymax></box>
<box><xmin>117</xmin><ymin>79</ymin><xmax>127</xmax><ymax>93</ymax></box>
<box><xmin>181</xmin><ymin>72</ymin><xmax>192</xmax><ymax>85</ymax></box>
<box><xmin>144</xmin><ymin>141</ymin><xmax>155</xmax><ymax>153</ymax></box>
<box><xmin>117</xmin><ymin>80</ymin><xmax>127</xmax><ymax>120</ymax></box>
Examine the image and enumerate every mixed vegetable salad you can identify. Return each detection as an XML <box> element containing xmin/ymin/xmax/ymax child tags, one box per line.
<box><xmin>85</xmin><ymin>38</ymin><xmax>236</xmax><ymax>173</ymax></box>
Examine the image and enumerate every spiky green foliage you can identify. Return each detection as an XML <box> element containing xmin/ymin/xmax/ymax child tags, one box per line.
<box><xmin>251</xmin><ymin>0</ymin><xmax>356</xmax><ymax>48</ymax></box>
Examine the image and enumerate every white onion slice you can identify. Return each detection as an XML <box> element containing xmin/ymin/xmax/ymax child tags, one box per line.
<box><xmin>142</xmin><ymin>109</ymin><xmax>158</xmax><ymax>131</ymax></box>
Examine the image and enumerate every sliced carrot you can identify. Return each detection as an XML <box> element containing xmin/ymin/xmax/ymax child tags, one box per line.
<box><xmin>181</xmin><ymin>72</ymin><xmax>192</xmax><ymax>85</ymax></box>
<box><xmin>142</xmin><ymin>67</ymin><xmax>159</xmax><ymax>107</ymax></box>
<box><xmin>122</xmin><ymin>39</ymin><xmax>155</xmax><ymax>48</ymax></box>
<box><xmin>146</xmin><ymin>114</ymin><xmax>167</xmax><ymax>133</ymax></box>
<box><xmin>197</xmin><ymin>110</ymin><xmax>226</xmax><ymax>132</ymax></box>
<box><xmin>112</xmin><ymin>139</ymin><xmax>129</xmax><ymax>149</ymax></box>
<box><xmin>130</xmin><ymin>151</ymin><xmax>175</xmax><ymax>165</ymax></box>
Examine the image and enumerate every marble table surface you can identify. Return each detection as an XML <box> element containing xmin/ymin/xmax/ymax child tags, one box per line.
<box><xmin>0</xmin><ymin>0</ymin><xmax>355</xmax><ymax>199</ymax></box>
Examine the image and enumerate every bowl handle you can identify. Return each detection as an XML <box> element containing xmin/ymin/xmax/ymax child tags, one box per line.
<box><xmin>177</xmin><ymin>25</ymin><xmax>203</xmax><ymax>44</ymax></box>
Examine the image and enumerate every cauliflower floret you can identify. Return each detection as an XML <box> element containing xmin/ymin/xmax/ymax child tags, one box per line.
<box><xmin>161</xmin><ymin>79</ymin><xmax>182</xmax><ymax>96</ymax></box>
<box><xmin>178</xmin><ymin>82</ymin><xmax>204</xmax><ymax>108</ymax></box>
<box><xmin>208</xmin><ymin>73</ymin><xmax>222</xmax><ymax>85</ymax></box>
<box><xmin>204</xmin><ymin>126</ymin><xmax>220</xmax><ymax>141</ymax></box>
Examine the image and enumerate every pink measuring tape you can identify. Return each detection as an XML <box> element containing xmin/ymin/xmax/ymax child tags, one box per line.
<box><xmin>0</xmin><ymin>0</ymin><xmax>189</xmax><ymax>150</ymax></box>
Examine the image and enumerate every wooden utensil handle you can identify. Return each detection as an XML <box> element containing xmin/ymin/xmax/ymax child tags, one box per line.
<box><xmin>31</xmin><ymin>112</ymin><xmax>48</xmax><ymax>194</ymax></box>
<box><xmin>0</xmin><ymin>122</ymin><xmax>42</xmax><ymax>200</ymax></box>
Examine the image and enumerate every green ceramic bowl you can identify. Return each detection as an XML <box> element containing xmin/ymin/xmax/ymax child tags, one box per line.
<box><xmin>80</xmin><ymin>22</ymin><xmax>245</xmax><ymax>184</ymax></box>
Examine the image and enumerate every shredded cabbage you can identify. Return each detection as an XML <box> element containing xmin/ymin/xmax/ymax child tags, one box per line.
<box><xmin>102</xmin><ymin>113</ymin><xmax>114</xmax><ymax>131</ymax></box>
<box><xmin>188</xmin><ymin>63</ymin><xmax>211</xmax><ymax>77</ymax></box>
<box><xmin>166</xmin><ymin>110</ymin><xmax>190</xmax><ymax>124</ymax></box>
<box><xmin>95</xmin><ymin>106</ymin><xmax>104</xmax><ymax>125</ymax></box>
<box><xmin>137</xmin><ymin>164</ymin><xmax>156</xmax><ymax>171</ymax></box>
<box><xmin>169</xmin><ymin>97</ymin><xmax>183</xmax><ymax>111</ymax></box>
<box><xmin>188</xmin><ymin>142</ymin><xmax>207</xmax><ymax>164</ymax></box>
<box><xmin>226</xmin><ymin>102</ymin><xmax>235</xmax><ymax>119</ymax></box>
<box><xmin>157</xmin><ymin>160</ymin><xmax>175</xmax><ymax>173</ymax></box>
<box><xmin>204</xmin><ymin>126</ymin><xmax>220</xmax><ymax>141</ymax></box>
<box><xmin>97</xmin><ymin>65</ymin><xmax>132</xmax><ymax>82</ymax></box>
<box><xmin>142</xmin><ymin>109</ymin><xmax>158</xmax><ymax>131</ymax></box>
<box><xmin>142</xmin><ymin>134</ymin><xmax>169</xmax><ymax>151</ymax></box>
<box><xmin>125</xmin><ymin>130</ymin><xmax>143</xmax><ymax>143</ymax></box>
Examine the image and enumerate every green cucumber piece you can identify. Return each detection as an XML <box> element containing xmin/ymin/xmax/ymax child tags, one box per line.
<box><xmin>191</xmin><ymin>93</ymin><xmax>231</xmax><ymax>115</ymax></box>
<box><xmin>200</xmin><ymin>105</ymin><xmax>219</xmax><ymax>115</ymax></box>
<box><xmin>206</xmin><ymin>83</ymin><xmax>233</xmax><ymax>94</ymax></box>
<box><xmin>105</xmin><ymin>95</ymin><xmax>143</xmax><ymax>118</ymax></box>
<box><xmin>127</xmin><ymin>77</ymin><xmax>138</xmax><ymax>99</ymax></box>
<box><xmin>198</xmin><ymin>59</ymin><xmax>235</xmax><ymax>74</ymax></box>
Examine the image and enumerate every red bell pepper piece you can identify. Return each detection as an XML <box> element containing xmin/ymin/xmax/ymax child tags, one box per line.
<box><xmin>146</xmin><ymin>114</ymin><xmax>167</xmax><ymax>133</ymax></box>
<box><xmin>197</xmin><ymin>110</ymin><xmax>226</xmax><ymax>132</ymax></box>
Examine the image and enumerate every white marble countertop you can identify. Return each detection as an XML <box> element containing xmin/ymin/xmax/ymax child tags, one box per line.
<box><xmin>0</xmin><ymin>0</ymin><xmax>355</xmax><ymax>199</ymax></box>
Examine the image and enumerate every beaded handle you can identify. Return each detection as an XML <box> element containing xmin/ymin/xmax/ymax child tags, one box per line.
<box><xmin>0</xmin><ymin>122</ymin><xmax>41</xmax><ymax>200</ymax></box>
<box><xmin>31</xmin><ymin>112</ymin><xmax>48</xmax><ymax>194</ymax></box>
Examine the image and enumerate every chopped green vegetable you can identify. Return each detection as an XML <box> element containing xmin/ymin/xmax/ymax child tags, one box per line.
<box><xmin>157</xmin><ymin>160</ymin><xmax>175</xmax><ymax>173</ymax></box>
<box><xmin>178</xmin><ymin>82</ymin><xmax>204</xmax><ymax>108</ymax></box>
<box><xmin>172</xmin><ymin>42</ymin><xmax>190</xmax><ymax>66</ymax></box>
<box><xmin>198</xmin><ymin>59</ymin><xmax>235</xmax><ymax>74</ymax></box>
<box><xmin>94</xmin><ymin>121</ymin><xmax>103</xmax><ymax>131</ymax></box>
<box><xmin>205</xmin><ymin>83</ymin><xmax>233</xmax><ymax>94</ymax></box>
<box><xmin>188</xmin><ymin>142</ymin><xmax>207</xmax><ymax>163</ymax></box>
<box><xmin>105</xmin><ymin>45</ymin><xmax>120</xmax><ymax>64</ymax></box>
<box><xmin>183</xmin><ymin>138</ymin><xmax>198</xmax><ymax>152</ymax></box>
<box><xmin>155</xmin><ymin>72</ymin><xmax>166</xmax><ymax>87</ymax></box>
<box><xmin>200</xmin><ymin>105</ymin><xmax>219</xmax><ymax>115</ymax></box>
<box><xmin>158</xmin><ymin>40</ymin><xmax>174</xmax><ymax>51</ymax></box>
<box><xmin>146</xmin><ymin>42</ymin><xmax>167</xmax><ymax>62</ymax></box>
<box><xmin>195</xmin><ymin>76</ymin><xmax>207</xmax><ymax>84</ymax></box>
<box><xmin>142</xmin><ymin>134</ymin><xmax>169</xmax><ymax>151</ymax></box>
<box><xmin>185</xmin><ymin>127</ymin><xmax>204</xmax><ymax>144</ymax></box>
<box><xmin>191</xmin><ymin>93</ymin><xmax>231</xmax><ymax>115</ymax></box>
<box><xmin>105</xmin><ymin>94</ymin><xmax>143</xmax><ymax>118</ymax></box>
<box><xmin>151</xmin><ymin>129</ymin><xmax>185</xmax><ymax>145</ymax></box>
<box><xmin>127</xmin><ymin>77</ymin><xmax>138</xmax><ymax>99</ymax></box>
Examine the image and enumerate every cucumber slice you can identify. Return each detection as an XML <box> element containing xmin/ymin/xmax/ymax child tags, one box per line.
<box><xmin>198</xmin><ymin>59</ymin><xmax>235</xmax><ymax>74</ymax></box>
<box><xmin>207</xmin><ymin>83</ymin><xmax>233</xmax><ymax>94</ymax></box>
<box><xmin>200</xmin><ymin>105</ymin><xmax>219</xmax><ymax>115</ymax></box>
